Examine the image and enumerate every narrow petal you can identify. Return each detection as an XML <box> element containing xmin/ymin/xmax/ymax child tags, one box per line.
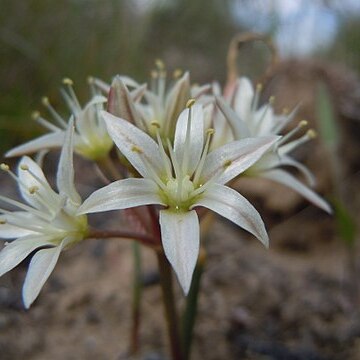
<box><xmin>18</xmin><ymin>156</ymin><xmax>60</xmax><ymax>211</ymax></box>
<box><xmin>0</xmin><ymin>213</ymin><xmax>36</xmax><ymax>239</ymax></box>
<box><xmin>216</xmin><ymin>96</ymin><xmax>250</xmax><ymax>139</ymax></box>
<box><xmin>0</xmin><ymin>235</ymin><xmax>53</xmax><ymax>278</ymax></box>
<box><xmin>261</xmin><ymin>169</ymin><xmax>332</xmax><ymax>213</ymax></box>
<box><xmin>164</xmin><ymin>72</ymin><xmax>190</xmax><ymax>135</ymax></box>
<box><xmin>201</xmin><ymin>136</ymin><xmax>279</xmax><ymax>185</ymax></box>
<box><xmin>107</xmin><ymin>76</ymin><xmax>144</xmax><ymax>128</ymax></box>
<box><xmin>6</xmin><ymin>132</ymin><xmax>65</xmax><ymax>158</ymax></box>
<box><xmin>174</xmin><ymin>104</ymin><xmax>204</xmax><ymax>175</ymax></box>
<box><xmin>78</xmin><ymin>178</ymin><xmax>165</xmax><ymax>215</ymax></box>
<box><xmin>102</xmin><ymin>111</ymin><xmax>166</xmax><ymax>180</ymax></box>
<box><xmin>159</xmin><ymin>209</ymin><xmax>199</xmax><ymax>294</ymax></box>
<box><xmin>193</xmin><ymin>184</ymin><xmax>269</xmax><ymax>247</ymax></box>
<box><xmin>233</xmin><ymin>77</ymin><xmax>254</xmax><ymax>122</ymax></box>
<box><xmin>22</xmin><ymin>238</ymin><xmax>67</xmax><ymax>308</ymax></box>
<box><xmin>56</xmin><ymin>120</ymin><xmax>81</xmax><ymax>204</ymax></box>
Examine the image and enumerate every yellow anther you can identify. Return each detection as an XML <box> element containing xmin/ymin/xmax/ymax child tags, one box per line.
<box><xmin>206</xmin><ymin>128</ymin><xmax>215</xmax><ymax>136</ymax></box>
<box><xmin>173</xmin><ymin>69</ymin><xmax>182</xmax><ymax>79</ymax></box>
<box><xmin>307</xmin><ymin>129</ymin><xmax>317</xmax><ymax>139</ymax></box>
<box><xmin>186</xmin><ymin>99</ymin><xmax>196</xmax><ymax>108</ymax></box>
<box><xmin>41</xmin><ymin>96</ymin><xmax>49</xmax><ymax>106</ymax></box>
<box><xmin>31</xmin><ymin>111</ymin><xmax>40</xmax><ymax>120</ymax></box>
<box><xmin>150</xmin><ymin>121</ymin><xmax>161</xmax><ymax>128</ymax></box>
<box><xmin>269</xmin><ymin>96</ymin><xmax>275</xmax><ymax>104</ymax></box>
<box><xmin>155</xmin><ymin>59</ymin><xmax>165</xmax><ymax>70</ymax></box>
<box><xmin>299</xmin><ymin>120</ymin><xmax>308</xmax><ymax>127</ymax></box>
<box><xmin>0</xmin><ymin>163</ymin><xmax>9</xmax><ymax>171</ymax></box>
<box><xmin>131</xmin><ymin>145</ymin><xmax>143</xmax><ymax>154</ymax></box>
<box><xmin>0</xmin><ymin>219</ymin><xmax>6</xmax><ymax>225</ymax></box>
<box><xmin>256</xmin><ymin>83</ymin><xmax>263</xmax><ymax>92</ymax></box>
<box><xmin>87</xmin><ymin>76</ymin><xmax>94</xmax><ymax>84</ymax></box>
<box><xmin>62</xmin><ymin>78</ymin><xmax>74</xmax><ymax>86</ymax></box>
<box><xmin>282</xmin><ymin>107</ymin><xmax>289</xmax><ymax>115</ymax></box>
<box><xmin>20</xmin><ymin>164</ymin><xmax>29</xmax><ymax>171</ymax></box>
<box><xmin>28</xmin><ymin>186</ymin><xmax>39</xmax><ymax>194</ymax></box>
<box><xmin>151</xmin><ymin>70</ymin><xmax>159</xmax><ymax>79</ymax></box>
<box><xmin>223</xmin><ymin>159</ymin><xmax>232</xmax><ymax>168</ymax></box>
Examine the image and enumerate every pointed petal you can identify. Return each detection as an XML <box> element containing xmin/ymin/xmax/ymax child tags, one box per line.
<box><xmin>102</xmin><ymin>111</ymin><xmax>165</xmax><ymax>179</ymax></box>
<box><xmin>164</xmin><ymin>72</ymin><xmax>190</xmax><ymax>135</ymax></box>
<box><xmin>261</xmin><ymin>169</ymin><xmax>332</xmax><ymax>213</ymax></box>
<box><xmin>160</xmin><ymin>209</ymin><xmax>199</xmax><ymax>294</ymax></box>
<box><xmin>6</xmin><ymin>132</ymin><xmax>65</xmax><ymax>158</ymax></box>
<box><xmin>193</xmin><ymin>184</ymin><xmax>269</xmax><ymax>247</ymax></box>
<box><xmin>174</xmin><ymin>104</ymin><xmax>204</xmax><ymax>175</ymax></box>
<box><xmin>22</xmin><ymin>238</ymin><xmax>66</xmax><ymax>308</ymax></box>
<box><xmin>18</xmin><ymin>156</ymin><xmax>60</xmax><ymax>211</ymax></box>
<box><xmin>56</xmin><ymin>120</ymin><xmax>81</xmax><ymax>204</ymax></box>
<box><xmin>201</xmin><ymin>136</ymin><xmax>279</xmax><ymax>185</ymax></box>
<box><xmin>78</xmin><ymin>178</ymin><xmax>164</xmax><ymax>215</ymax></box>
<box><xmin>233</xmin><ymin>77</ymin><xmax>254</xmax><ymax>122</ymax></box>
<box><xmin>216</xmin><ymin>95</ymin><xmax>250</xmax><ymax>139</ymax></box>
<box><xmin>0</xmin><ymin>235</ymin><xmax>53</xmax><ymax>278</ymax></box>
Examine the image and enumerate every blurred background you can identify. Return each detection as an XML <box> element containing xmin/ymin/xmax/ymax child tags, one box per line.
<box><xmin>1</xmin><ymin>1</ymin><xmax>360</xmax><ymax>359</ymax></box>
<box><xmin>1</xmin><ymin>0</ymin><xmax>360</xmax><ymax>152</ymax></box>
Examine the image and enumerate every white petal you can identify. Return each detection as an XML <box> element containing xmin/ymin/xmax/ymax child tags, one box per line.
<box><xmin>18</xmin><ymin>156</ymin><xmax>60</xmax><ymax>211</ymax></box>
<box><xmin>261</xmin><ymin>169</ymin><xmax>332</xmax><ymax>213</ymax></box>
<box><xmin>193</xmin><ymin>184</ymin><xmax>269</xmax><ymax>247</ymax></box>
<box><xmin>78</xmin><ymin>178</ymin><xmax>165</xmax><ymax>215</ymax></box>
<box><xmin>56</xmin><ymin>120</ymin><xmax>81</xmax><ymax>204</ymax></box>
<box><xmin>160</xmin><ymin>209</ymin><xmax>199</xmax><ymax>295</ymax></box>
<box><xmin>164</xmin><ymin>72</ymin><xmax>190</xmax><ymax>135</ymax></box>
<box><xmin>22</xmin><ymin>238</ymin><xmax>66</xmax><ymax>308</ymax></box>
<box><xmin>174</xmin><ymin>104</ymin><xmax>204</xmax><ymax>175</ymax></box>
<box><xmin>216</xmin><ymin>96</ymin><xmax>250</xmax><ymax>139</ymax></box>
<box><xmin>0</xmin><ymin>235</ymin><xmax>53</xmax><ymax>278</ymax></box>
<box><xmin>0</xmin><ymin>213</ymin><xmax>36</xmax><ymax>239</ymax></box>
<box><xmin>6</xmin><ymin>132</ymin><xmax>65</xmax><ymax>158</ymax></box>
<box><xmin>233</xmin><ymin>77</ymin><xmax>254</xmax><ymax>122</ymax></box>
<box><xmin>102</xmin><ymin>111</ymin><xmax>165</xmax><ymax>179</ymax></box>
<box><xmin>201</xmin><ymin>136</ymin><xmax>279</xmax><ymax>185</ymax></box>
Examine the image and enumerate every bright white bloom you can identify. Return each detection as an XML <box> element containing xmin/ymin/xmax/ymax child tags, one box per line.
<box><xmin>6</xmin><ymin>79</ymin><xmax>113</xmax><ymax>161</ymax></box>
<box><xmin>0</xmin><ymin>121</ymin><xmax>88</xmax><ymax>308</ymax></box>
<box><xmin>78</xmin><ymin>101</ymin><xmax>278</xmax><ymax>294</ymax></box>
<box><xmin>216</xmin><ymin>77</ymin><xmax>332</xmax><ymax>213</ymax></box>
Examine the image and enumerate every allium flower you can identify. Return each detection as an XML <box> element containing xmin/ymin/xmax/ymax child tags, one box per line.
<box><xmin>216</xmin><ymin>77</ymin><xmax>331</xmax><ymax>213</ymax></box>
<box><xmin>0</xmin><ymin>121</ymin><xmax>88</xmax><ymax>308</ymax></box>
<box><xmin>6</xmin><ymin>79</ymin><xmax>113</xmax><ymax>161</ymax></box>
<box><xmin>78</xmin><ymin>100</ymin><xmax>278</xmax><ymax>293</ymax></box>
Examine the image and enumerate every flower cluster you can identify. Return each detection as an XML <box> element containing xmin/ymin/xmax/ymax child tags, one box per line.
<box><xmin>0</xmin><ymin>64</ymin><xmax>331</xmax><ymax>307</ymax></box>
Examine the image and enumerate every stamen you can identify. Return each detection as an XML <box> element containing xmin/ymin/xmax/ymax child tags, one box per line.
<box><xmin>277</xmin><ymin>120</ymin><xmax>308</xmax><ymax>146</ymax></box>
<box><xmin>62</xmin><ymin>77</ymin><xmax>82</xmax><ymax>112</ymax></box>
<box><xmin>151</xmin><ymin>123</ymin><xmax>172</xmax><ymax>179</ymax></box>
<box><xmin>42</xmin><ymin>96</ymin><xmax>68</xmax><ymax>128</ymax></box>
<box><xmin>279</xmin><ymin>129</ymin><xmax>316</xmax><ymax>155</ymax></box>
<box><xmin>173</xmin><ymin>69</ymin><xmax>182</xmax><ymax>79</ymax></box>
<box><xmin>32</xmin><ymin>111</ymin><xmax>61</xmax><ymax>132</ymax></box>
<box><xmin>0</xmin><ymin>163</ymin><xmax>10</xmax><ymax>171</ymax></box>
<box><xmin>186</xmin><ymin>98</ymin><xmax>196</xmax><ymax>108</ymax></box>
<box><xmin>252</xmin><ymin>83</ymin><xmax>262</xmax><ymax>112</ymax></box>
<box><xmin>155</xmin><ymin>59</ymin><xmax>165</xmax><ymax>71</ymax></box>
<box><xmin>193</xmin><ymin>128</ymin><xmax>214</xmax><ymax>185</ymax></box>
<box><xmin>167</xmin><ymin>139</ymin><xmax>181</xmax><ymax>180</ymax></box>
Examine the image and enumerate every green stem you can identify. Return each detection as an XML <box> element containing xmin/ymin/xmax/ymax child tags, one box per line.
<box><xmin>129</xmin><ymin>241</ymin><xmax>142</xmax><ymax>354</ymax></box>
<box><xmin>157</xmin><ymin>251</ymin><xmax>183</xmax><ymax>360</ymax></box>
<box><xmin>181</xmin><ymin>249</ymin><xmax>206</xmax><ymax>360</ymax></box>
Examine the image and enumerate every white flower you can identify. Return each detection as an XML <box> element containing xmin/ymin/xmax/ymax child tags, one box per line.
<box><xmin>6</xmin><ymin>79</ymin><xmax>113</xmax><ymax>161</ymax></box>
<box><xmin>0</xmin><ymin>121</ymin><xmax>88</xmax><ymax>308</ymax></box>
<box><xmin>78</xmin><ymin>101</ymin><xmax>278</xmax><ymax>294</ymax></box>
<box><xmin>215</xmin><ymin>77</ymin><xmax>332</xmax><ymax>213</ymax></box>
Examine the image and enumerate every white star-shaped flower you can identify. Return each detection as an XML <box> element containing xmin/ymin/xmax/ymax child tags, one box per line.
<box><xmin>0</xmin><ymin>121</ymin><xmax>88</xmax><ymax>308</ymax></box>
<box><xmin>78</xmin><ymin>100</ymin><xmax>278</xmax><ymax>294</ymax></box>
